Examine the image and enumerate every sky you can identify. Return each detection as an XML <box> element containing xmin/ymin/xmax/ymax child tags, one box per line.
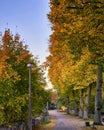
<box><xmin>0</xmin><ymin>0</ymin><xmax>51</xmax><ymax>64</ymax></box>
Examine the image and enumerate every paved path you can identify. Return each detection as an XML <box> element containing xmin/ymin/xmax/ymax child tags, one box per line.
<box><xmin>49</xmin><ymin>110</ymin><xmax>86</xmax><ymax>130</ymax></box>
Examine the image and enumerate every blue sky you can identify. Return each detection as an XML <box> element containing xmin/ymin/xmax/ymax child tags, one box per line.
<box><xmin>0</xmin><ymin>0</ymin><xmax>51</xmax><ymax>64</ymax></box>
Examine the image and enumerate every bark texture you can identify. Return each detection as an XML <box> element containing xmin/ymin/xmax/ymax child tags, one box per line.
<box><xmin>94</xmin><ymin>66</ymin><xmax>103</xmax><ymax>125</ymax></box>
<box><xmin>83</xmin><ymin>86</ymin><xmax>91</xmax><ymax>120</ymax></box>
<box><xmin>79</xmin><ymin>89</ymin><xmax>83</xmax><ymax>118</ymax></box>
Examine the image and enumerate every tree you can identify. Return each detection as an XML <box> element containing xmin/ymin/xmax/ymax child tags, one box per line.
<box><xmin>48</xmin><ymin>0</ymin><xmax>104</xmax><ymax>124</ymax></box>
<box><xmin>65</xmin><ymin>1</ymin><xmax>104</xmax><ymax>124</ymax></box>
<box><xmin>0</xmin><ymin>29</ymin><xmax>47</xmax><ymax>125</ymax></box>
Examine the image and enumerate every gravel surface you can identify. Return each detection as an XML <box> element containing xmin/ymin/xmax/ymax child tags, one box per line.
<box><xmin>34</xmin><ymin>111</ymin><xmax>104</xmax><ymax>130</ymax></box>
<box><xmin>49</xmin><ymin>110</ymin><xmax>86</xmax><ymax>130</ymax></box>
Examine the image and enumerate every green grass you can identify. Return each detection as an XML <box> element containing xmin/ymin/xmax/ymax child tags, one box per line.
<box><xmin>33</xmin><ymin>116</ymin><xmax>55</xmax><ymax>130</ymax></box>
<box><xmin>41</xmin><ymin>120</ymin><xmax>51</xmax><ymax>125</ymax></box>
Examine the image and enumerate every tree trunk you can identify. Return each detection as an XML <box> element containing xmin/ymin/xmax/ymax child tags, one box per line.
<box><xmin>72</xmin><ymin>90</ymin><xmax>79</xmax><ymax>116</ymax></box>
<box><xmin>74</xmin><ymin>101</ymin><xmax>79</xmax><ymax>116</ymax></box>
<box><xmin>94</xmin><ymin>66</ymin><xmax>103</xmax><ymax>125</ymax></box>
<box><xmin>66</xmin><ymin>97</ymin><xmax>70</xmax><ymax>114</ymax></box>
<box><xmin>79</xmin><ymin>89</ymin><xmax>83</xmax><ymax>118</ymax></box>
<box><xmin>83</xmin><ymin>86</ymin><xmax>91</xmax><ymax>120</ymax></box>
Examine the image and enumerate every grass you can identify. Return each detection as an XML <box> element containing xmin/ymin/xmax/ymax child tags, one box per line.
<box><xmin>41</xmin><ymin>120</ymin><xmax>51</xmax><ymax>125</ymax></box>
<box><xmin>33</xmin><ymin>116</ymin><xmax>55</xmax><ymax>130</ymax></box>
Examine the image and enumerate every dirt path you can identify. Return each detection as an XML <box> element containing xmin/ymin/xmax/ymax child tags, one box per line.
<box><xmin>49</xmin><ymin>110</ymin><xmax>86</xmax><ymax>130</ymax></box>
<box><xmin>34</xmin><ymin>110</ymin><xmax>104</xmax><ymax>130</ymax></box>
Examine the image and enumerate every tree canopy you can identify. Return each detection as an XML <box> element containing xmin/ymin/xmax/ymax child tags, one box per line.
<box><xmin>47</xmin><ymin>0</ymin><xmax>104</xmax><ymax>124</ymax></box>
<box><xmin>0</xmin><ymin>29</ymin><xmax>50</xmax><ymax>125</ymax></box>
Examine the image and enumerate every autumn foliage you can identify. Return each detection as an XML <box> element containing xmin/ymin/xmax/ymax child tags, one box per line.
<box><xmin>47</xmin><ymin>0</ymin><xmax>104</xmax><ymax>124</ymax></box>
<box><xmin>0</xmin><ymin>29</ymin><xmax>50</xmax><ymax>125</ymax></box>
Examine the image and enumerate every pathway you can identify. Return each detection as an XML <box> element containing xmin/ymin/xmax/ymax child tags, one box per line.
<box><xmin>49</xmin><ymin>110</ymin><xmax>86</xmax><ymax>130</ymax></box>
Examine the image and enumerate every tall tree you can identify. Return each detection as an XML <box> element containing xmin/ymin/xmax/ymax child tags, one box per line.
<box><xmin>48</xmin><ymin>0</ymin><xmax>104</xmax><ymax>124</ymax></box>
<box><xmin>0</xmin><ymin>29</ymin><xmax>47</xmax><ymax>125</ymax></box>
<box><xmin>65</xmin><ymin>1</ymin><xmax>104</xmax><ymax>124</ymax></box>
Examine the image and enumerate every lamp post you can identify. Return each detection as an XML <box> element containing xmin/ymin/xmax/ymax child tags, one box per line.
<box><xmin>27</xmin><ymin>63</ymin><xmax>33</xmax><ymax>130</ymax></box>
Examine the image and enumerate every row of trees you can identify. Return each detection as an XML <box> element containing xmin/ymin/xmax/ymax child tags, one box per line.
<box><xmin>47</xmin><ymin>0</ymin><xmax>104</xmax><ymax>125</ymax></box>
<box><xmin>0</xmin><ymin>29</ymin><xmax>50</xmax><ymax>125</ymax></box>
